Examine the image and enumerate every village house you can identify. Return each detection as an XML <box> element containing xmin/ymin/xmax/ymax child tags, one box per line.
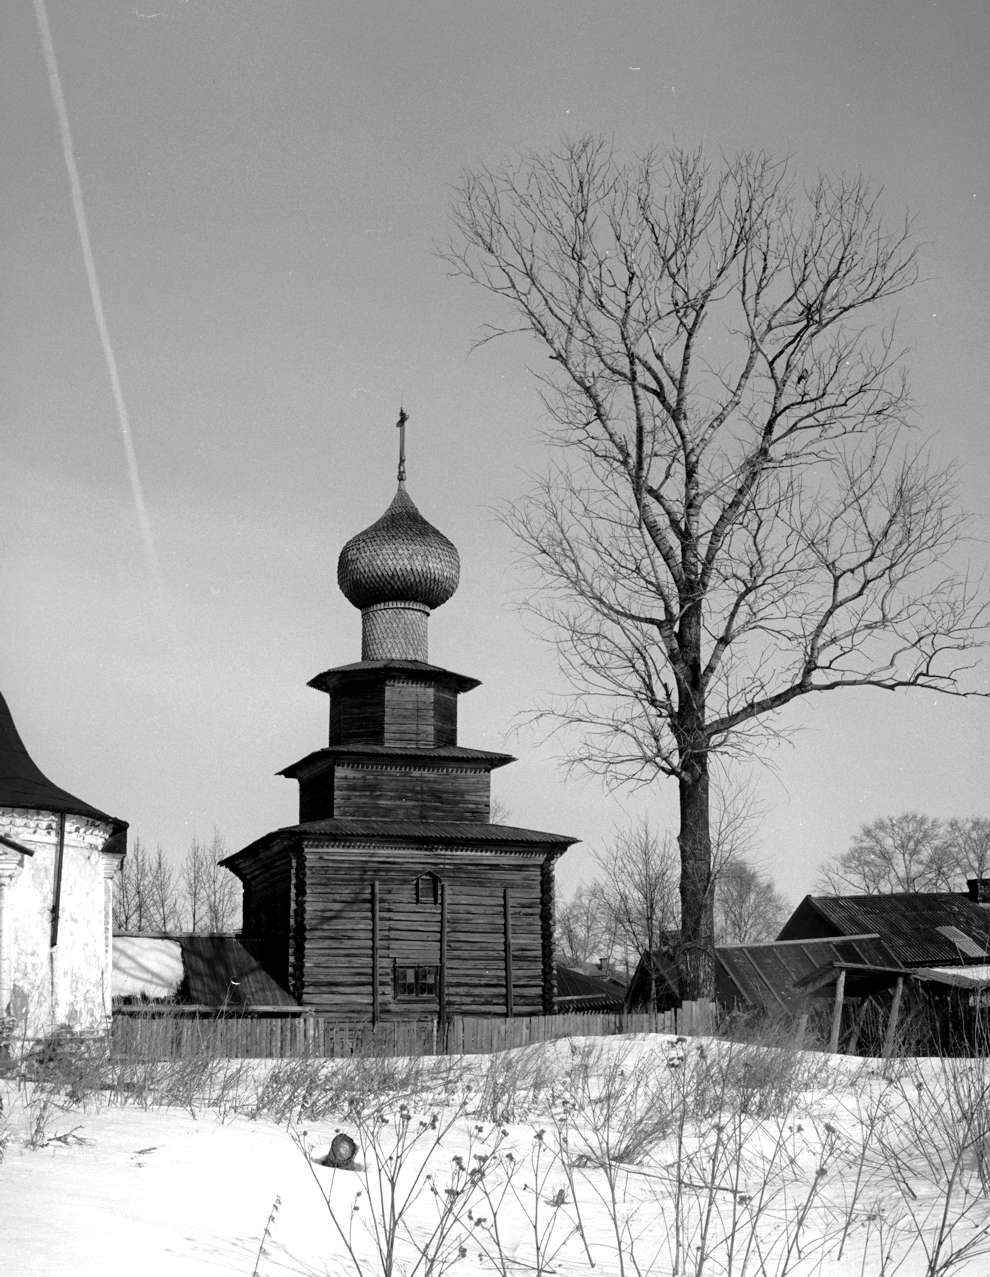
<box><xmin>627</xmin><ymin>883</ymin><xmax>990</xmax><ymax>1053</ymax></box>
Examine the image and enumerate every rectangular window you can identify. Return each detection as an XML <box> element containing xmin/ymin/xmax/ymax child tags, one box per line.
<box><xmin>394</xmin><ymin>964</ymin><xmax>439</xmax><ymax>999</ymax></box>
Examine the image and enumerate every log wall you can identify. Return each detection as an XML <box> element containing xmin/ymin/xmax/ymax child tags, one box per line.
<box><xmin>332</xmin><ymin>763</ymin><xmax>490</xmax><ymax>821</ymax></box>
<box><xmin>299</xmin><ymin>847</ymin><xmax>549</xmax><ymax>1019</ymax></box>
<box><xmin>326</xmin><ymin>677</ymin><xmax>458</xmax><ymax>749</ymax></box>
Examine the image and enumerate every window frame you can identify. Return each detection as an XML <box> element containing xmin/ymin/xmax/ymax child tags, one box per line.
<box><xmin>393</xmin><ymin>962</ymin><xmax>440</xmax><ymax>1001</ymax></box>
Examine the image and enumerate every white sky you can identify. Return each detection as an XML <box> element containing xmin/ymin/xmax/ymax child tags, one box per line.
<box><xmin>2</xmin><ymin>0</ymin><xmax>989</xmax><ymax>905</ymax></box>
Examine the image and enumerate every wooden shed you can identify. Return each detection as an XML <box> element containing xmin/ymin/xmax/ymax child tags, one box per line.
<box><xmin>222</xmin><ymin>453</ymin><xmax>574</xmax><ymax>1022</ymax></box>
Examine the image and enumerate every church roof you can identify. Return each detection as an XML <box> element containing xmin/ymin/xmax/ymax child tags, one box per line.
<box><xmin>0</xmin><ymin>691</ymin><xmax>120</xmax><ymax>824</ymax></box>
<box><xmin>337</xmin><ymin>483</ymin><xmax>460</xmax><ymax>611</ymax></box>
<box><xmin>279</xmin><ymin>743</ymin><xmax>515</xmax><ymax>778</ymax></box>
<box><xmin>223</xmin><ymin>819</ymin><xmax>576</xmax><ymax>869</ymax></box>
<box><xmin>308</xmin><ymin>659</ymin><xmax>479</xmax><ymax>695</ymax></box>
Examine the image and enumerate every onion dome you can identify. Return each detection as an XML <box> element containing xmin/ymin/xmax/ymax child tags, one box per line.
<box><xmin>337</xmin><ymin>483</ymin><xmax>460</xmax><ymax>611</ymax></box>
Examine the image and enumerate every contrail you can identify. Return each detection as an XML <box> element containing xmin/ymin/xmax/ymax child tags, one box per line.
<box><xmin>32</xmin><ymin>0</ymin><xmax>164</xmax><ymax>592</ymax></box>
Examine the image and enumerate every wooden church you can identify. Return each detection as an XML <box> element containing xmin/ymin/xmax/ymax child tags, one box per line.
<box><xmin>222</xmin><ymin>416</ymin><xmax>574</xmax><ymax>1020</ymax></box>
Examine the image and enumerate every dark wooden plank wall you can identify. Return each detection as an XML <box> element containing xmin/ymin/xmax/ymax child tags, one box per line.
<box><xmin>298</xmin><ymin>769</ymin><xmax>334</xmax><ymax>822</ymax></box>
<box><xmin>238</xmin><ymin>847</ymin><xmax>292</xmax><ymax>987</ymax></box>
<box><xmin>329</xmin><ymin>683</ymin><xmax>385</xmax><ymax>745</ymax></box>
<box><xmin>383</xmin><ymin>680</ymin><xmax>434</xmax><ymax>747</ymax></box>
<box><xmin>333</xmin><ymin>763</ymin><xmax>491</xmax><ymax>821</ymax></box>
<box><xmin>433</xmin><ymin>687</ymin><xmax>458</xmax><ymax>745</ymax></box>
<box><xmin>327</xmin><ymin>678</ymin><xmax>459</xmax><ymax>749</ymax></box>
<box><xmin>300</xmin><ymin>849</ymin><xmax>547</xmax><ymax>1019</ymax></box>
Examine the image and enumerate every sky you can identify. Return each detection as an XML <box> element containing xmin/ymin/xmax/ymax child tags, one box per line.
<box><xmin>2</xmin><ymin>0</ymin><xmax>989</xmax><ymax>906</ymax></box>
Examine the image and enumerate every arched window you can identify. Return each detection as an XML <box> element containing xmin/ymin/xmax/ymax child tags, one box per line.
<box><xmin>414</xmin><ymin>871</ymin><xmax>441</xmax><ymax>906</ymax></box>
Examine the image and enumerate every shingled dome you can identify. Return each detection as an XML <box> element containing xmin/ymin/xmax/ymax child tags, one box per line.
<box><xmin>337</xmin><ymin>483</ymin><xmax>460</xmax><ymax>611</ymax></box>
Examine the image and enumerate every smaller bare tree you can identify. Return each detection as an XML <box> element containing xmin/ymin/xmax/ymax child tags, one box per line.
<box><xmin>113</xmin><ymin>835</ymin><xmax>153</xmax><ymax>932</ymax></box>
<box><xmin>180</xmin><ymin>836</ymin><xmax>210</xmax><ymax>932</ymax></box>
<box><xmin>714</xmin><ymin>860</ymin><xmax>789</xmax><ymax>943</ymax></box>
<box><xmin>820</xmin><ymin>812</ymin><xmax>953</xmax><ymax>894</ymax></box>
<box><xmin>944</xmin><ymin>816</ymin><xmax>990</xmax><ymax>885</ymax></box>
<box><xmin>148</xmin><ymin>845</ymin><xmax>180</xmax><ymax>933</ymax></box>
<box><xmin>201</xmin><ymin>829</ymin><xmax>240</xmax><ymax>932</ymax></box>
<box><xmin>597</xmin><ymin>820</ymin><xmax>681</xmax><ymax>1004</ymax></box>
<box><xmin>555</xmin><ymin>881</ymin><xmax>619</xmax><ymax>968</ymax></box>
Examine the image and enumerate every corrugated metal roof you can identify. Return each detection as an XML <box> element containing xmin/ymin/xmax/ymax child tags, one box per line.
<box><xmin>717</xmin><ymin>935</ymin><xmax>903</xmax><ymax>1013</ymax></box>
<box><xmin>113</xmin><ymin>934</ymin><xmax>297</xmax><ymax>1008</ymax></box>
<box><xmin>0</xmin><ymin>690</ymin><xmax>122</xmax><ymax>825</ymax></box>
<box><xmin>914</xmin><ymin>965</ymin><xmax>990</xmax><ymax>990</ymax></box>
<box><xmin>225</xmin><ymin>819</ymin><xmax>576</xmax><ymax>867</ymax></box>
<box><xmin>555</xmin><ymin>964</ymin><xmax>626</xmax><ymax>1010</ymax></box>
<box><xmin>790</xmin><ymin>894</ymin><xmax>990</xmax><ymax>966</ymax></box>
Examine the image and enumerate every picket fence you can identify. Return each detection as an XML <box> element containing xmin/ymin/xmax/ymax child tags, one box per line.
<box><xmin>110</xmin><ymin>1001</ymin><xmax>714</xmax><ymax>1061</ymax></box>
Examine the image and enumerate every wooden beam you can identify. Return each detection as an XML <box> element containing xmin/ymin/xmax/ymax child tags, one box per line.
<box><xmin>439</xmin><ymin>881</ymin><xmax>448</xmax><ymax>1024</ymax></box>
<box><xmin>847</xmin><ymin>997</ymin><xmax>872</xmax><ymax>1055</ymax></box>
<box><xmin>371</xmin><ymin>880</ymin><xmax>380</xmax><ymax>1027</ymax></box>
<box><xmin>828</xmin><ymin>967</ymin><xmax>846</xmax><ymax>1053</ymax></box>
<box><xmin>882</xmin><ymin>976</ymin><xmax>905</xmax><ymax>1059</ymax></box>
<box><xmin>503</xmin><ymin>888</ymin><xmax>514</xmax><ymax>1017</ymax></box>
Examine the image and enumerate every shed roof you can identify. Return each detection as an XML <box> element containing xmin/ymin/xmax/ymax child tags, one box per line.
<box><xmin>555</xmin><ymin>964</ymin><xmax>626</xmax><ymax>1012</ymax></box>
<box><xmin>113</xmin><ymin>934</ymin><xmax>297</xmax><ymax>1008</ymax></box>
<box><xmin>718</xmin><ymin>935</ymin><xmax>904</xmax><ymax>1013</ymax></box>
<box><xmin>779</xmin><ymin>894</ymin><xmax>990</xmax><ymax>966</ymax></box>
<box><xmin>913</xmin><ymin>964</ymin><xmax>990</xmax><ymax>990</ymax></box>
<box><xmin>0</xmin><ymin>691</ymin><xmax>121</xmax><ymax>825</ymax></box>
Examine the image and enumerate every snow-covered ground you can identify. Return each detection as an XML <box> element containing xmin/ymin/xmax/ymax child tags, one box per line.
<box><xmin>3</xmin><ymin>1033</ymin><xmax>990</xmax><ymax>1275</ymax></box>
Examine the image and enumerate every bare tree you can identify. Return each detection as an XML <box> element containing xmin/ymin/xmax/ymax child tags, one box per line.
<box><xmin>555</xmin><ymin>881</ymin><xmax>619</xmax><ymax>967</ymax></box>
<box><xmin>944</xmin><ymin>817</ymin><xmax>990</xmax><ymax>884</ymax></box>
<box><xmin>179</xmin><ymin>836</ymin><xmax>210</xmax><ymax>932</ymax></box>
<box><xmin>596</xmin><ymin>820</ymin><xmax>680</xmax><ymax>1000</ymax></box>
<box><xmin>113</xmin><ymin>834</ymin><xmax>153</xmax><ymax>932</ymax></box>
<box><xmin>148</xmin><ymin>845</ymin><xmax>180</xmax><ymax>933</ymax></box>
<box><xmin>819</xmin><ymin>812</ymin><xmax>952</xmax><ymax>893</ymax></box>
<box><xmin>714</xmin><ymin>859</ymin><xmax>789</xmax><ymax>943</ymax></box>
<box><xmin>448</xmin><ymin>139</ymin><xmax>986</xmax><ymax>995</ymax></box>
<box><xmin>200</xmin><ymin>829</ymin><xmax>240</xmax><ymax>933</ymax></box>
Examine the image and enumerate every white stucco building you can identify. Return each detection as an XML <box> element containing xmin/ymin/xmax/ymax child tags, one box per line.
<box><xmin>0</xmin><ymin>692</ymin><xmax>126</xmax><ymax>1047</ymax></box>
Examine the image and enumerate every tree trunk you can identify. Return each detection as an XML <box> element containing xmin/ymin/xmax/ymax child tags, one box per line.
<box><xmin>678</xmin><ymin>749</ymin><xmax>715</xmax><ymax>999</ymax></box>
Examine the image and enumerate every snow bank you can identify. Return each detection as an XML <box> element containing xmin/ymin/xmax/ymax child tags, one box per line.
<box><xmin>112</xmin><ymin>936</ymin><xmax>184</xmax><ymax>1000</ymax></box>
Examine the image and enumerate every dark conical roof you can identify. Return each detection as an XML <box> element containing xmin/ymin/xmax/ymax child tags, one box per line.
<box><xmin>337</xmin><ymin>483</ymin><xmax>460</xmax><ymax>611</ymax></box>
<box><xmin>0</xmin><ymin>691</ymin><xmax>114</xmax><ymax>822</ymax></box>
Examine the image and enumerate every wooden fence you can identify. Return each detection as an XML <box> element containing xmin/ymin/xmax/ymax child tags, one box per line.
<box><xmin>110</xmin><ymin>1000</ymin><xmax>714</xmax><ymax>1061</ymax></box>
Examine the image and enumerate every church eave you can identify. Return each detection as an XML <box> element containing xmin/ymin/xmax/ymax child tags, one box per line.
<box><xmin>278</xmin><ymin>744</ymin><xmax>515</xmax><ymax>780</ymax></box>
<box><xmin>223</xmin><ymin>819</ymin><xmax>576</xmax><ymax>869</ymax></box>
<box><xmin>307</xmin><ymin>660</ymin><xmax>480</xmax><ymax>697</ymax></box>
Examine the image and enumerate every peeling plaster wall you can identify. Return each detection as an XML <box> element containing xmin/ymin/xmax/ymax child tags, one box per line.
<box><xmin>1</xmin><ymin>808</ymin><xmax>115</xmax><ymax>1041</ymax></box>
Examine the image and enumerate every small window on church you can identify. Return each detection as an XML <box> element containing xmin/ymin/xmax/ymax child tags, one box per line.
<box><xmin>414</xmin><ymin>872</ymin><xmax>441</xmax><ymax>906</ymax></box>
<box><xmin>394</xmin><ymin>964</ymin><xmax>439</xmax><ymax>999</ymax></box>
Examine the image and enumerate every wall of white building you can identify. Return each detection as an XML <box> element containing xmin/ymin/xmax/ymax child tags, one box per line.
<box><xmin>0</xmin><ymin>807</ymin><xmax>121</xmax><ymax>1045</ymax></box>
